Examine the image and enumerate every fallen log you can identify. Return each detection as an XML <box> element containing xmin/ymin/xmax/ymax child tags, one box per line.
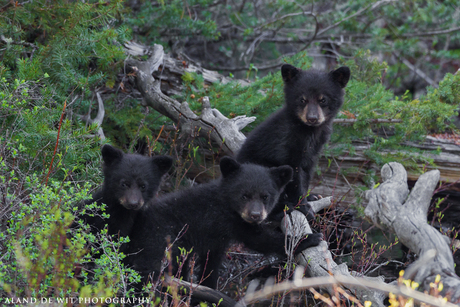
<box><xmin>313</xmin><ymin>136</ymin><xmax>460</xmax><ymax>206</ymax></box>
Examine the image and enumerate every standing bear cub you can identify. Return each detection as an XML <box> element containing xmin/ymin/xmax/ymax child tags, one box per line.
<box><xmin>237</xmin><ymin>64</ymin><xmax>350</xmax><ymax>220</ymax></box>
<box><xmin>82</xmin><ymin>144</ymin><xmax>173</xmax><ymax>239</ymax></box>
<box><xmin>126</xmin><ymin>157</ymin><xmax>322</xmax><ymax>289</ymax></box>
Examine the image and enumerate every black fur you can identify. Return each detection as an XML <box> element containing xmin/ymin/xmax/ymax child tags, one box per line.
<box><xmin>237</xmin><ymin>64</ymin><xmax>350</xmax><ymax>219</ymax></box>
<box><xmin>82</xmin><ymin>144</ymin><xmax>173</xmax><ymax>239</ymax></box>
<box><xmin>125</xmin><ymin>157</ymin><xmax>322</xmax><ymax>289</ymax></box>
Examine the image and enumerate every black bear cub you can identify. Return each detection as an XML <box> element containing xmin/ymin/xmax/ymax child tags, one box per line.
<box><xmin>237</xmin><ymin>64</ymin><xmax>350</xmax><ymax>220</ymax></box>
<box><xmin>82</xmin><ymin>144</ymin><xmax>173</xmax><ymax>239</ymax></box>
<box><xmin>126</xmin><ymin>157</ymin><xmax>322</xmax><ymax>289</ymax></box>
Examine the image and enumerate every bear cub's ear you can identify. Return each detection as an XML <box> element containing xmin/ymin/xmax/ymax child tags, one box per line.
<box><xmin>270</xmin><ymin>165</ymin><xmax>293</xmax><ymax>190</ymax></box>
<box><xmin>220</xmin><ymin>156</ymin><xmax>241</xmax><ymax>178</ymax></box>
<box><xmin>281</xmin><ymin>64</ymin><xmax>300</xmax><ymax>83</ymax></box>
<box><xmin>329</xmin><ymin>66</ymin><xmax>350</xmax><ymax>88</ymax></box>
<box><xmin>152</xmin><ymin>156</ymin><xmax>174</xmax><ymax>175</ymax></box>
<box><xmin>101</xmin><ymin>144</ymin><xmax>124</xmax><ymax>166</ymax></box>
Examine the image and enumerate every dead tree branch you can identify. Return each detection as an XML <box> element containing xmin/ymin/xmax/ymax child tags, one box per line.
<box><xmin>333</xmin><ymin>118</ymin><xmax>402</xmax><ymax>124</ymax></box>
<box><xmin>365</xmin><ymin>162</ymin><xmax>460</xmax><ymax>303</ymax></box>
<box><xmin>124</xmin><ymin>42</ymin><xmax>255</xmax><ymax>155</ymax></box>
<box><xmin>76</xmin><ymin>92</ymin><xmax>106</xmax><ymax>141</ymax></box>
<box><xmin>165</xmin><ymin>276</ymin><xmax>244</xmax><ymax>307</ymax></box>
<box><xmin>392</xmin><ymin>52</ymin><xmax>438</xmax><ymax>88</ymax></box>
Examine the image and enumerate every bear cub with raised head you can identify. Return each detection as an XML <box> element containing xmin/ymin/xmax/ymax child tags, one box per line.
<box><xmin>83</xmin><ymin>144</ymin><xmax>173</xmax><ymax>239</ymax></box>
<box><xmin>126</xmin><ymin>157</ymin><xmax>322</xmax><ymax>289</ymax></box>
<box><xmin>237</xmin><ymin>64</ymin><xmax>350</xmax><ymax>220</ymax></box>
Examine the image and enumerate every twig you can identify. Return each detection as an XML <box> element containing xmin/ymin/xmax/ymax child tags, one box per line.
<box><xmin>316</xmin><ymin>0</ymin><xmax>397</xmax><ymax>38</ymax></box>
<box><xmin>241</xmin><ymin>274</ymin><xmax>458</xmax><ymax>307</ymax></box>
<box><xmin>0</xmin><ymin>35</ymin><xmax>38</xmax><ymax>50</ymax></box>
<box><xmin>44</xmin><ymin>100</ymin><xmax>67</xmax><ymax>186</ymax></box>
<box><xmin>333</xmin><ymin>118</ymin><xmax>402</xmax><ymax>124</ymax></box>
<box><xmin>254</xmin><ymin>11</ymin><xmax>314</xmax><ymax>32</ymax></box>
<box><xmin>300</xmin><ymin>13</ymin><xmax>319</xmax><ymax>52</ymax></box>
<box><xmin>392</xmin><ymin>52</ymin><xmax>437</xmax><ymax>88</ymax></box>
<box><xmin>402</xmin><ymin>26</ymin><xmax>460</xmax><ymax>38</ymax></box>
<box><xmin>164</xmin><ymin>275</ymin><xmax>244</xmax><ymax>307</ymax></box>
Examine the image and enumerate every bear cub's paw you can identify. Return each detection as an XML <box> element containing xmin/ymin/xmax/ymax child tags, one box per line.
<box><xmin>306</xmin><ymin>193</ymin><xmax>322</xmax><ymax>201</ymax></box>
<box><xmin>294</xmin><ymin>233</ymin><xmax>323</xmax><ymax>253</ymax></box>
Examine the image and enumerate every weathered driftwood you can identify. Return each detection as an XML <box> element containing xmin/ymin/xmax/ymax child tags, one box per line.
<box><xmin>280</xmin><ymin>199</ymin><xmax>386</xmax><ymax>307</ymax></box>
<box><xmin>365</xmin><ymin>162</ymin><xmax>460</xmax><ymax>303</ymax></box>
<box><xmin>124</xmin><ymin>42</ymin><xmax>255</xmax><ymax>155</ymax></box>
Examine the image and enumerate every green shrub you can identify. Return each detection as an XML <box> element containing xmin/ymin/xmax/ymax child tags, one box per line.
<box><xmin>0</xmin><ymin>76</ymin><xmax>139</xmax><ymax>302</ymax></box>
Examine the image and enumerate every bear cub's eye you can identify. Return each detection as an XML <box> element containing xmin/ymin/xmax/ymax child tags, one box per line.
<box><xmin>139</xmin><ymin>184</ymin><xmax>146</xmax><ymax>191</ymax></box>
<box><xmin>318</xmin><ymin>97</ymin><xmax>326</xmax><ymax>104</ymax></box>
<box><xmin>242</xmin><ymin>194</ymin><xmax>250</xmax><ymax>200</ymax></box>
<box><xmin>261</xmin><ymin>195</ymin><xmax>269</xmax><ymax>201</ymax></box>
<box><xmin>121</xmin><ymin>182</ymin><xmax>129</xmax><ymax>188</ymax></box>
<box><xmin>300</xmin><ymin>98</ymin><xmax>307</xmax><ymax>104</ymax></box>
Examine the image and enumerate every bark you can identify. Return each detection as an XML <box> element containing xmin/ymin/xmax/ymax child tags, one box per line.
<box><xmin>365</xmin><ymin>162</ymin><xmax>460</xmax><ymax>303</ymax></box>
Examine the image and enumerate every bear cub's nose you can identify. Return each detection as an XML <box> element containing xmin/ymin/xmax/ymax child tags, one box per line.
<box><xmin>249</xmin><ymin>211</ymin><xmax>263</xmax><ymax>223</ymax></box>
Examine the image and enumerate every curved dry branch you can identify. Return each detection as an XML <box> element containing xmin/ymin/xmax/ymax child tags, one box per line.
<box><xmin>124</xmin><ymin>42</ymin><xmax>256</xmax><ymax>155</ymax></box>
<box><xmin>76</xmin><ymin>92</ymin><xmax>105</xmax><ymax>141</ymax></box>
<box><xmin>365</xmin><ymin>162</ymin><xmax>460</xmax><ymax>303</ymax></box>
<box><xmin>165</xmin><ymin>276</ymin><xmax>244</xmax><ymax>307</ymax></box>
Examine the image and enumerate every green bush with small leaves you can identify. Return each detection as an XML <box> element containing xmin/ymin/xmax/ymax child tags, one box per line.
<box><xmin>0</xmin><ymin>74</ymin><xmax>138</xmax><ymax>302</ymax></box>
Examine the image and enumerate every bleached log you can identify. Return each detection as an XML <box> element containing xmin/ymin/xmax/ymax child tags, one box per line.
<box><xmin>124</xmin><ymin>42</ymin><xmax>255</xmax><ymax>155</ymax></box>
<box><xmin>365</xmin><ymin>162</ymin><xmax>460</xmax><ymax>303</ymax></box>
